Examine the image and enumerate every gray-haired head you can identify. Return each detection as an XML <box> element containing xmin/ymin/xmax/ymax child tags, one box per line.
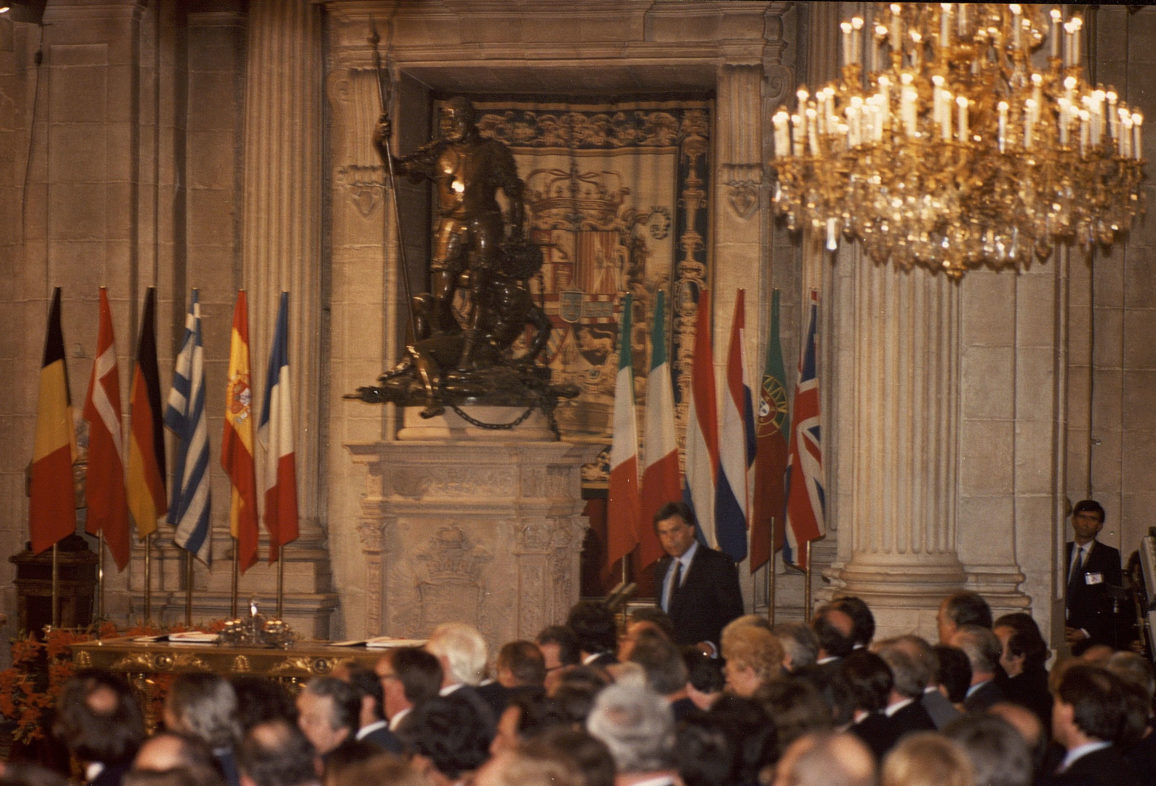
<box><xmin>426</xmin><ymin>622</ymin><xmax>488</xmax><ymax>686</ymax></box>
<box><xmin>586</xmin><ymin>681</ymin><xmax>675</xmax><ymax>774</ymax></box>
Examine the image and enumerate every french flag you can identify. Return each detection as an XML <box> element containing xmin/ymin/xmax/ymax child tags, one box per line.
<box><xmin>715</xmin><ymin>290</ymin><xmax>755</xmax><ymax>562</ymax></box>
<box><xmin>683</xmin><ymin>290</ymin><xmax>719</xmax><ymax>546</ymax></box>
<box><xmin>258</xmin><ymin>292</ymin><xmax>300</xmax><ymax>563</ymax></box>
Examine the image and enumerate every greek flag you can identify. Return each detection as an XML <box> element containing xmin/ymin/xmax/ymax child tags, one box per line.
<box><xmin>164</xmin><ymin>290</ymin><xmax>212</xmax><ymax>564</ymax></box>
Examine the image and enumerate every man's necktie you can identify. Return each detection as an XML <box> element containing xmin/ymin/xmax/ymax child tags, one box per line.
<box><xmin>665</xmin><ymin>560</ymin><xmax>683</xmax><ymax>612</ymax></box>
<box><xmin>1068</xmin><ymin>545</ymin><xmax>1085</xmax><ymax>594</ymax></box>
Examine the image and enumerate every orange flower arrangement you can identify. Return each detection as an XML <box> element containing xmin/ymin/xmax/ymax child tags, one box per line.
<box><xmin>0</xmin><ymin>620</ymin><xmax>221</xmax><ymax>744</ymax></box>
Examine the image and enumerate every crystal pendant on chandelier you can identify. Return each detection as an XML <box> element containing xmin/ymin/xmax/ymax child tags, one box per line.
<box><xmin>771</xmin><ymin>3</ymin><xmax>1147</xmax><ymax>279</ymax></box>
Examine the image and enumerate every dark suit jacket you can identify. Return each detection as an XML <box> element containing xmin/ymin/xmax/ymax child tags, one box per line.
<box><xmin>921</xmin><ymin>689</ymin><xmax>962</xmax><ymax>730</ymax></box>
<box><xmin>1003</xmin><ymin>666</ymin><xmax>1052</xmax><ymax>728</ymax></box>
<box><xmin>1066</xmin><ymin>540</ymin><xmax>1123</xmax><ymax>649</ymax></box>
<box><xmin>358</xmin><ymin>722</ymin><xmax>404</xmax><ymax>754</ymax></box>
<box><xmin>1124</xmin><ymin>723</ymin><xmax>1156</xmax><ymax>786</ymax></box>
<box><xmin>888</xmin><ymin>699</ymin><xmax>936</xmax><ymax>739</ymax></box>
<box><xmin>850</xmin><ymin>712</ymin><xmax>899</xmax><ymax>762</ymax></box>
<box><xmin>475</xmin><ymin>681</ymin><xmax>510</xmax><ymax>721</ymax></box>
<box><xmin>89</xmin><ymin>763</ymin><xmax>131</xmax><ymax>786</ymax></box>
<box><xmin>1041</xmin><ymin>744</ymin><xmax>1141</xmax><ymax>786</ymax></box>
<box><xmin>214</xmin><ymin>749</ymin><xmax>241</xmax><ymax>786</ymax></box>
<box><xmin>963</xmin><ymin>679</ymin><xmax>1005</xmax><ymax>714</ymax></box>
<box><xmin>656</xmin><ymin>544</ymin><xmax>743</xmax><ymax>647</ymax></box>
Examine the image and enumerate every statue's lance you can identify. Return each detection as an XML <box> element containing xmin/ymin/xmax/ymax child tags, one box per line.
<box><xmin>369</xmin><ymin>18</ymin><xmax>419</xmax><ymax>355</ymax></box>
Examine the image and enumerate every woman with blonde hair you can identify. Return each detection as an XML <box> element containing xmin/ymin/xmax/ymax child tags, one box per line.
<box><xmin>721</xmin><ymin>626</ymin><xmax>784</xmax><ymax>698</ymax></box>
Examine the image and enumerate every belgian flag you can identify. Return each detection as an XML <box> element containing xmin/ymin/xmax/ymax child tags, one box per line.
<box><xmin>29</xmin><ymin>288</ymin><xmax>77</xmax><ymax>554</ymax></box>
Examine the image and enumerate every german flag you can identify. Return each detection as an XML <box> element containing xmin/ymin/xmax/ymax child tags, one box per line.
<box><xmin>30</xmin><ymin>288</ymin><xmax>77</xmax><ymax>554</ymax></box>
<box><xmin>126</xmin><ymin>287</ymin><xmax>167</xmax><ymax>540</ymax></box>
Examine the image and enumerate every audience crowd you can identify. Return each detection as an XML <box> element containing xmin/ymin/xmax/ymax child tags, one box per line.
<box><xmin>2</xmin><ymin>590</ymin><xmax>1154</xmax><ymax>786</ymax></box>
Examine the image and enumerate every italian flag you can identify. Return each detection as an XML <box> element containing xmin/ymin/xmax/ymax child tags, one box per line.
<box><xmin>607</xmin><ymin>293</ymin><xmax>641</xmax><ymax>568</ymax></box>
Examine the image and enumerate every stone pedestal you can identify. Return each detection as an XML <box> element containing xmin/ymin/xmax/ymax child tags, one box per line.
<box><xmin>347</xmin><ymin>426</ymin><xmax>591</xmax><ymax>651</ymax></box>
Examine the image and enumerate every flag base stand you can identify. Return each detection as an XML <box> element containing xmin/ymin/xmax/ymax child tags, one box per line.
<box><xmin>126</xmin><ymin>533</ymin><xmax>338</xmax><ymax>638</ymax></box>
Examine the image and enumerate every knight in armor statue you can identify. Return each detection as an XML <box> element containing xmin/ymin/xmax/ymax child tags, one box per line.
<box><xmin>373</xmin><ymin>97</ymin><xmax>527</xmax><ymax>371</ymax></box>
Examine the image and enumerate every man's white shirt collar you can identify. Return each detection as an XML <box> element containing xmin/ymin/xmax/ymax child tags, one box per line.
<box><xmin>679</xmin><ymin>540</ymin><xmax>700</xmax><ymax>568</ymax></box>
<box><xmin>388</xmin><ymin>707</ymin><xmax>411</xmax><ymax>730</ymax></box>
<box><xmin>966</xmin><ymin>679</ymin><xmax>991</xmax><ymax>698</ymax></box>
<box><xmin>1059</xmin><ymin>740</ymin><xmax>1112</xmax><ymax>772</ymax></box>
<box><xmin>885</xmin><ymin>697</ymin><xmax>915</xmax><ymax>717</ymax></box>
<box><xmin>357</xmin><ymin>719</ymin><xmax>389</xmax><ymax>739</ymax></box>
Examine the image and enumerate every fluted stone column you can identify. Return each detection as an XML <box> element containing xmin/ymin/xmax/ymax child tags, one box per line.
<box><xmin>824</xmin><ymin>261</ymin><xmax>969</xmax><ymax>638</ymax></box>
<box><xmin>243</xmin><ymin>0</ymin><xmax>322</xmax><ymax>522</ymax></box>
<box><xmin>238</xmin><ymin>0</ymin><xmax>335</xmax><ymax>633</ymax></box>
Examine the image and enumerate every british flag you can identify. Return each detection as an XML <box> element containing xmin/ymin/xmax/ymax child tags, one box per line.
<box><xmin>782</xmin><ymin>289</ymin><xmax>825</xmax><ymax>569</ymax></box>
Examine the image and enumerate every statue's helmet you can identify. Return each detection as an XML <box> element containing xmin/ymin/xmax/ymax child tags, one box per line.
<box><xmin>443</xmin><ymin>96</ymin><xmax>476</xmax><ymax>126</ymax></box>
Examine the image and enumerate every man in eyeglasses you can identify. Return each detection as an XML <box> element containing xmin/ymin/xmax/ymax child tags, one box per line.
<box><xmin>1064</xmin><ymin>499</ymin><xmax>1123</xmax><ymax>654</ymax></box>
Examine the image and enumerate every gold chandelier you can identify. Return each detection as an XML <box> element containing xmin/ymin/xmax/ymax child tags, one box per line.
<box><xmin>771</xmin><ymin>3</ymin><xmax>1146</xmax><ymax>278</ymax></box>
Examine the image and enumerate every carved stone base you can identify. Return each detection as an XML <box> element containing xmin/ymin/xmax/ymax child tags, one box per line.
<box><xmin>347</xmin><ymin>439</ymin><xmax>592</xmax><ymax>651</ymax></box>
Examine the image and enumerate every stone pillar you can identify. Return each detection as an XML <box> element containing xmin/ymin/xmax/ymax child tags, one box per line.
<box><xmin>348</xmin><ymin>437</ymin><xmax>590</xmax><ymax>651</ymax></box>
<box><xmin>824</xmin><ymin>262</ymin><xmax>970</xmax><ymax>639</ymax></box>
<box><xmin>233</xmin><ymin>0</ymin><xmax>335</xmax><ymax>634</ymax></box>
<box><xmin>242</xmin><ymin>0</ymin><xmax>324</xmax><ymax>528</ymax></box>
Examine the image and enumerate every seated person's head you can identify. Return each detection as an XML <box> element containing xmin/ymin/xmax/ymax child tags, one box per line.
<box><xmin>54</xmin><ymin>669</ymin><xmax>146</xmax><ymax>767</ymax></box>
<box><xmin>402</xmin><ymin>694</ymin><xmax>492</xmax><ymax>781</ymax></box>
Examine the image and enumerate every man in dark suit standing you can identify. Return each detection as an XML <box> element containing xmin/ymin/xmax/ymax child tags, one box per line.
<box><xmin>1041</xmin><ymin>664</ymin><xmax>1140</xmax><ymax>786</ymax></box>
<box><xmin>653</xmin><ymin>501</ymin><xmax>743</xmax><ymax>653</ymax></box>
<box><xmin>1064</xmin><ymin>499</ymin><xmax>1123</xmax><ymax>654</ymax></box>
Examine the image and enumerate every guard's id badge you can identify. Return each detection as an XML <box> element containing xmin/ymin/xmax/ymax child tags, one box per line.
<box><xmin>1085</xmin><ymin>571</ymin><xmax>1104</xmax><ymax>585</ymax></box>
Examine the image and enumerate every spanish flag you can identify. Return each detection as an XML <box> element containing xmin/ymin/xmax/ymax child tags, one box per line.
<box><xmin>30</xmin><ymin>288</ymin><xmax>77</xmax><ymax>554</ymax></box>
<box><xmin>126</xmin><ymin>287</ymin><xmax>167</xmax><ymax>539</ymax></box>
<box><xmin>222</xmin><ymin>290</ymin><xmax>259</xmax><ymax>573</ymax></box>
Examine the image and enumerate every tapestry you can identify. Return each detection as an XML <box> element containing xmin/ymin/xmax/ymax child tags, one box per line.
<box><xmin>464</xmin><ymin>98</ymin><xmax>713</xmax><ymax>481</ymax></box>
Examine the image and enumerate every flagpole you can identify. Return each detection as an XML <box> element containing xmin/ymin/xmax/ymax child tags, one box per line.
<box><xmin>766</xmin><ymin>518</ymin><xmax>776</xmax><ymax>626</ymax></box>
<box><xmin>804</xmin><ymin>541</ymin><xmax>813</xmax><ymax>623</ymax></box>
<box><xmin>50</xmin><ymin>544</ymin><xmax>59</xmax><ymax>629</ymax></box>
<box><xmin>184</xmin><ymin>552</ymin><xmax>193</xmax><ymax>626</ymax></box>
<box><xmin>143</xmin><ymin>533</ymin><xmax>152</xmax><ymax>623</ymax></box>
<box><xmin>231</xmin><ymin>541</ymin><xmax>239</xmax><ymax>618</ymax></box>
<box><xmin>96</xmin><ymin>531</ymin><xmax>105</xmax><ymax>622</ymax></box>
<box><xmin>276</xmin><ymin>549</ymin><xmax>285</xmax><ymax>618</ymax></box>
